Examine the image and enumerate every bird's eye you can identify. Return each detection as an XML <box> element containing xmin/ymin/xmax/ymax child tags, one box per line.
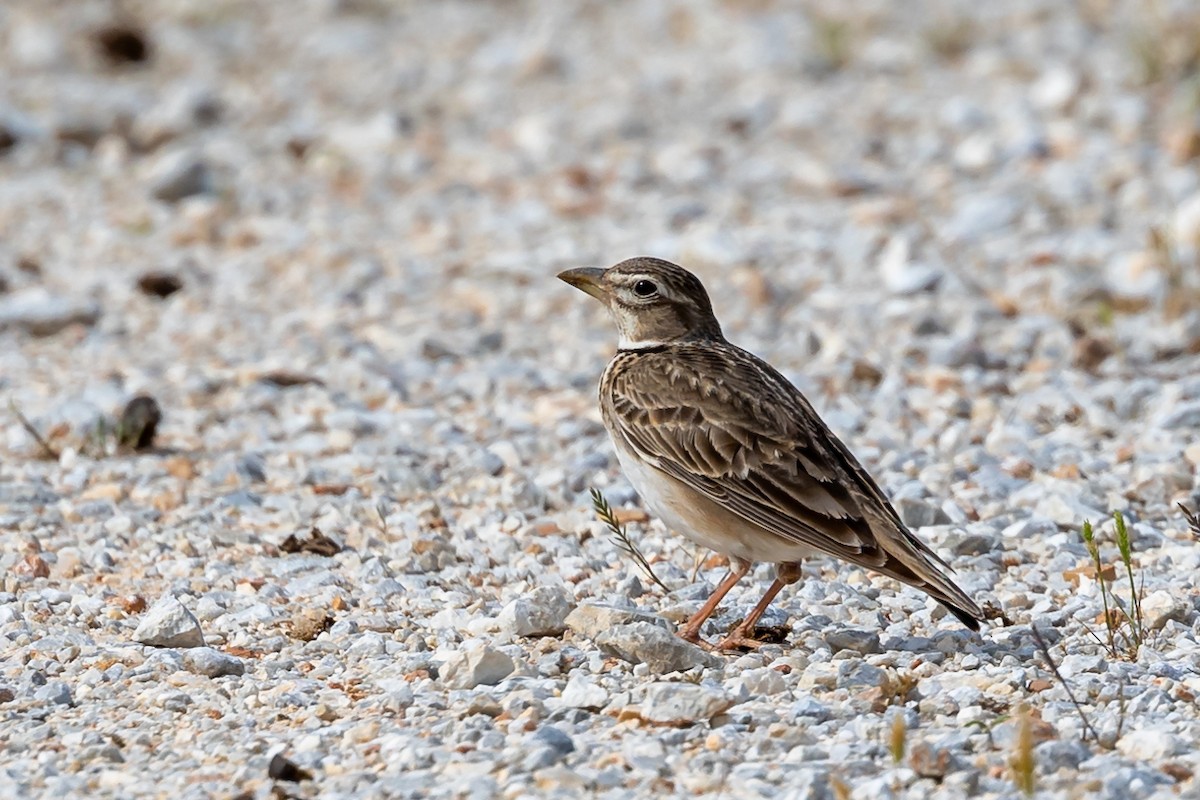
<box><xmin>633</xmin><ymin>280</ymin><xmax>658</xmax><ymax>298</ymax></box>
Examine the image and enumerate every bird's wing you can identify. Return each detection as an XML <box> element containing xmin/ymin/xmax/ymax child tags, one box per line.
<box><xmin>606</xmin><ymin>345</ymin><xmax>881</xmax><ymax>560</ymax></box>
<box><xmin>605</xmin><ymin>344</ymin><xmax>981</xmax><ymax>622</ymax></box>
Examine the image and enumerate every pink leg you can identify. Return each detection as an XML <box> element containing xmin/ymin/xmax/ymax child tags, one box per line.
<box><xmin>716</xmin><ymin>562</ymin><xmax>802</xmax><ymax>651</ymax></box>
<box><xmin>678</xmin><ymin>558</ymin><xmax>751</xmax><ymax>646</ymax></box>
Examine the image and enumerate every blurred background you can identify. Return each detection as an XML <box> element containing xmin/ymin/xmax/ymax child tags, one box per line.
<box><xmin>1</xmin><ymin>0</ymin><xmax>1199</xmax><ymax>507</ymax></box>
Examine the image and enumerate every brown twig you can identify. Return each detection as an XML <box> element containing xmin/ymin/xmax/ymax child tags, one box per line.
<box><xmin>1180</xmin><ymin>503</ymin><xmax>1200</xmax><ymax>538</ymax></box>
<box><xmin>1030</xmin><ymin>624</ymin><xmax>1099</xmax><ymax>743</ymax></box>
<box><xmin>7</xmin><ymin>400</ymin><xmax>60</xmax><ymax>460</ymax></box>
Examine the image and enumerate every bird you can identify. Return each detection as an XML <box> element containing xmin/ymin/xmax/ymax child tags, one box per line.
<box><xmin>559</xmin><ymin>256</ymin><xmax>983</xmax><ymax>650</ymax></box>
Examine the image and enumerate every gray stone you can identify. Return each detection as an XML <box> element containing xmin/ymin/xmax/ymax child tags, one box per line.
<box><xmin>824</xmin><ymin>628</ymin><xmax>882</xmax><ymax>655</ymax></box>
<box><xmin>1057</xmin><ymin>653</ymin><xmax>1105</xmax><ymax>678</ymax></box>
<box><xmin>946</xmin><ymin>194</ymin><xmax>1021</xmax><ymax>242</ymax></box>
<box><xmin>564</xmin><ymin>603</ymin><xmax>672</xmax><ymax>640</ymax></box>
<box><xmin>1030</xmin><ymin>66</ymin><xmax>1080</xmax><ymax>111</ymax></box>
<box><xmin>640</xmin><ymin>683</ymin><xmax>735</xmax><ymax>724</ymax></box>
<box><xmin>790</xmin><ymin>696</ymin><xmax>831</xmax><ymax>722</ymax></box>
<box><xmin>1161</xmin><ymin>401</ymin><xmax>1200</xmax><ymax>430</ymax></box>
<box><xmin>497</xmin><ymin>585</ymin><xmax>575</xmax><ymax>638</ymax></box>
<box><xmin>877</xmin><ymin>236</ymin><xmax>942</xmax><ymax>295</ymax></box>
<box><xmin>148</xmin><ymin>150</ymin><xmax>212</xmax><ymax>202</ymax></box>
<box><xmin>896</xmin><ymin>497</ymin><xmax>953</xmax><ymax>528</ymax></box>
<box><xmin>182</xmin><ymin>647</ymin><xmax>245</xmax><ymax>678</ymax></box>
<box><xmin>440</xmin><ymin>643</ymin><xmax>515</xmax><ymax>689</ymax></box>
<box><xmin>133</xmin><ymin>594</ymin><xmax>206</xmax><ymax>649</ymax></box>
<box><xmin>1116</xmin><ymin>729</ymin><xmax>1184</xmax><ymax>760</ymax></box>
<box><xmin>0</xmin><ymin>290</ymin><xmax>100</xmax><ymax>336</ymax></box>
<box><xmin>560</xmin><ymin>673</ymin><xmax>608</xmax><ymax>710</ymax></box>
<box><xmin>1140</xmin><ymin>590</ymin><xmax>1190</xmax><ymax>631</ymax></box>
<box><xmin>594</xmin><ymin>622</ymin><xmax>722</xmax><ymax>673</ymax></box>
<box><xmin>532</xmin><ymin>726</ymin><xmax>575</xmax><ymax>757</ymax></box>
<box><xmin>837</xmin><ymin>661</ymin><xmax>888</xmax><ymax>689</ymax></box>
<box><xmin>33</xmin><ymin>681</ymin><xmax>73</xmax><ymax>706</ymax></box>
<box><xmin>945</xmin><ymin>531</ymin><xmax>999</xmax><ymax>557</ymax></box>
<box><xmin>1035</xmin><ymin>740</ymin><xmax>1090</xmax><ymax>772</ymax></box>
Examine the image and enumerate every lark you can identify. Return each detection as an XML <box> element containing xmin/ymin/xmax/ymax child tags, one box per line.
<box><xmin>560</xmin><ymin>257</ymin><xmax>983</xmax><ymax>650</ymax></box>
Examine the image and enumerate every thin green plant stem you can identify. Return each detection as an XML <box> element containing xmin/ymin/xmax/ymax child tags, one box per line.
<box><xmin>1113</xmin><ymin>511</ymin><xmax>1143</xmax><ymax>648</ymax></box>
<box><xmin>589</xmin><ymin>487</ymin><xmax>670</xmax><ymax>592</ymax></box>
<box><xmin>1081</xmin><ymin>520</ymin><xmax>1117</xmax><ymax>657</ymax></box>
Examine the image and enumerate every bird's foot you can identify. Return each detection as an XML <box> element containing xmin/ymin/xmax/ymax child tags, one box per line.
<box><xmin>677</xmin><ymin>629</ymin><xmax>717</xmax><ymax>651</ymax></box>
<box><xmin>713</xmin><ymin>623</ymin><xmax>790</xmax><ymax>652</ymax></box>
<box><xmin>713</xmin><ymin>631</ymin><xmax>766</xmax><ymax>652</ymax></box>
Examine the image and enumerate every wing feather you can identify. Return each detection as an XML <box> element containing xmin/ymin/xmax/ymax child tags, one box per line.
<box><xmin>602</xmin><ymin>342</ymin><xmax>981</xmax><ymax>625</ymax></box>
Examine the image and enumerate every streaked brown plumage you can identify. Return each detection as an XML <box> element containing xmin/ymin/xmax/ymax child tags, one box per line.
<box><xmin>560</xmin><ymin>256</ymin><xmax>983</xmax><ymax>650</ymax></box>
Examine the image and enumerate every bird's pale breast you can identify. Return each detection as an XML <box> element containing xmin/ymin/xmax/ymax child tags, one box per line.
<box><xmin>611</xmin><ymin>436</ymin><xmax>816</xmax><ymax>565</ymax></box>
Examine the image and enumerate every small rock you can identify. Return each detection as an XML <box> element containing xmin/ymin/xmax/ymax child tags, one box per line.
<box><xmin>1057</xmin><ymin>653</ymin><xmax>1105</xmax><ymax>678</ymax></box>
<box><xmin>896</xmin><ymin>497</ymin><xmax>952</xmax><ymax>528</ymax></box>
<box><xmin>1117</xmin><ymin>729</ymin><xmax>1184</xmax><ymax>761</ymax></box>
<box><xmin>944</xmin><ymin>531</ymin><xmax>998</xmax><ymax>557</ymax></box>
<box><xmin>93</xmin><ymin>23</ymin><xmax>151</xmax><ymax>65</ymax></box>
<box><xmin>182</xmin><ymin>647</ymin><xmax>245</xmax><ymax>678</ymax></box>
<box><xmin>0</xmin><ymin>290</ymin><xmax>101</xmax><ymax>336</ymax></box>
<box><xmin>877</xmin><ymin>236</ymin><xmax>941</xmax><ymax>295</ymax></box>
<box><xmin>441</xmin><ymin>643</ymin><xmax>515</xmax><ymax>689</ymax></box>
<box><xmin>824</xmin><ymin>628</ymin><xmax>882</xmax><ymax>655</ymax></box>
<box><xmin>954</xmin><ymin>133</ymin><xmax>996</xmax><ymax>173</ymax></box>
<box><xmin>532</xmin><ymin>726</ymin><xmax>575</xmax><ymax>757</ymax></box>
<box><xmin>947</xmin><ymin>194</ymin><xmax>1020</xmax><ymax>242</ymax></box>
<box><xmin>1034</xmin><ymin>493</ymin><xmax>1104</xmax><ymax>527</ymax></box>
<box><xmin>727</xmin><ymin>667</ymin><xmax>787</xmax><ymax>698</ymax></box>
<box><xmin>594</xmin><ymin>622</ymin><xmax>722</xmax><ymax>673</ymax></box>
<box><xmin>136</xmin><ymin>271</ymin><xmax>184</xmax><ymax>299</ymax></box>
<box><xmin>12</xmin><ymin>554</ymin><xmax>50</xmax><ymax>578</ymax></box>
<box><xmin>790</xmin><ymin>696</ymin><xmax>831</xmax><ymax>722</ymax></box>
<box><xmin>498</xmin><ymin>586</ymin><xmax>575</xmax><ymax>638</ymax></box>
<box><xmin>133</xmin><ymin>594</ymin><xmax>205</xmax><ymax>648</ymax></box>
<box><xmin>148</xmin><ymin>150</ymin><xmax>212</xmax><ymax>202</ymax></box>
<box><xmin>564</xmin><ymin>603</ymin><xmax>672</xmax><ymax>639</ymax></box>
<box><xmin>640</xmin><ymin>683</ymin><xmax>734</xmax><ymax>724</ymax></box>
<box><xmin>532</xmin><ymin>766</ymin><xmax>589</xmax><ymax>792</ymax></box>
<box><xmin>910</xmin><ymin>741</ymin><xmax>956</xmax><ymax>779</ymax></box>
<box><xmin>837</xmin><ymin>662</ymin><xmax>887</xmax><ymax>689</ymax></box>
<box><xmin>1173</xmin><ymin>191</ymin><xmax>1200</xmax><ymax>249</ymax></box>
<box><xmin>1035</xmin><ymin>740</ymin><xmax>1090</xmax><ymax>772</ymax></box>
<box><xmin>800</xmin><ymin>662</ymin><xmax>839</xmax><ymax>689</ymax></box>
<box><xmin>33</xmin><ymin>680</ymin><xmax>73</xmax><ymax>706</ymax></box>
<box><xmin>561</xmin><ymin>673</ymin><xmax>608</xmax><ymax>709</ymax></box>
<box><xmin>1140</xmin><ymin>590</ymin><xmax>1189</xmax><ymax>631</ymax></box>
<box><xmin>1105</xmin><ymin>251</ymin><xmax>1163</xmax><ymax>302</ymax></box>
<box><xmin>1030</xmin><ymin>66</ymin><xmax>1080</xmax><ymax>112</ymax></box>
<box><xmin>1161</xmin><ymin>400</ymin><xmax>1200</xmax><ymax>430</ymax></box>
<box><xmin>287</xmin><ymin>609</ymin><xmax>332</xmax><ymax>641</ymax></box>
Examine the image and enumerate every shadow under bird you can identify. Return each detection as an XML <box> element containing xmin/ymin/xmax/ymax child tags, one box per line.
<box><xmin>559</xmin><ymin>256</ymin><xmax>983</xmax><ymax>651</ymax></box>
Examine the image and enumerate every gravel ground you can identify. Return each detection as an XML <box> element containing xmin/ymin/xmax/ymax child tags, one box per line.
<box><xmin>3</xmin><ymin>1</ymin><xmax>1200</xmax><ymax>798</ymax></box>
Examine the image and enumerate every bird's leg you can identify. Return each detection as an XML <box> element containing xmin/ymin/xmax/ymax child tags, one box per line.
<box><xmin>677</xmin><ymin>558</ymin><xmax>751</xmax><ymax>647</ymax></box>
<box><xmin>716</xmin><ymin>561</ymin><xmax>803</xmax><ymax>651</ymax></box>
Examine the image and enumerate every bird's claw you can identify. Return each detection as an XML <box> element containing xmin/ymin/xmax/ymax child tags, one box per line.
<box><xmin>713</xmin><ymin>631</ymin><xmax>766</xmax><ymax>652</ymax></box>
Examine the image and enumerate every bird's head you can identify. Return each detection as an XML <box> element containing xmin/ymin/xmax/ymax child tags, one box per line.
<box><xmin>557</xmin><ymin>257</ymin><xmax>724</xmax><ymax>349</ymax></box>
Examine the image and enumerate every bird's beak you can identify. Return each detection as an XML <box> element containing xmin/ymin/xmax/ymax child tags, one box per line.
<box><xmin>557</xmin><ymin>267</ymin><xmax>608</xmax><ymax>301</ymax></box>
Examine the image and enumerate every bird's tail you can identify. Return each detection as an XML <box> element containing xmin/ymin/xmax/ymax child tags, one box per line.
<box><xmin>878</xmin><ymin>549</ymin><xmax>985</xmax><ymax>631</ymax></box>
